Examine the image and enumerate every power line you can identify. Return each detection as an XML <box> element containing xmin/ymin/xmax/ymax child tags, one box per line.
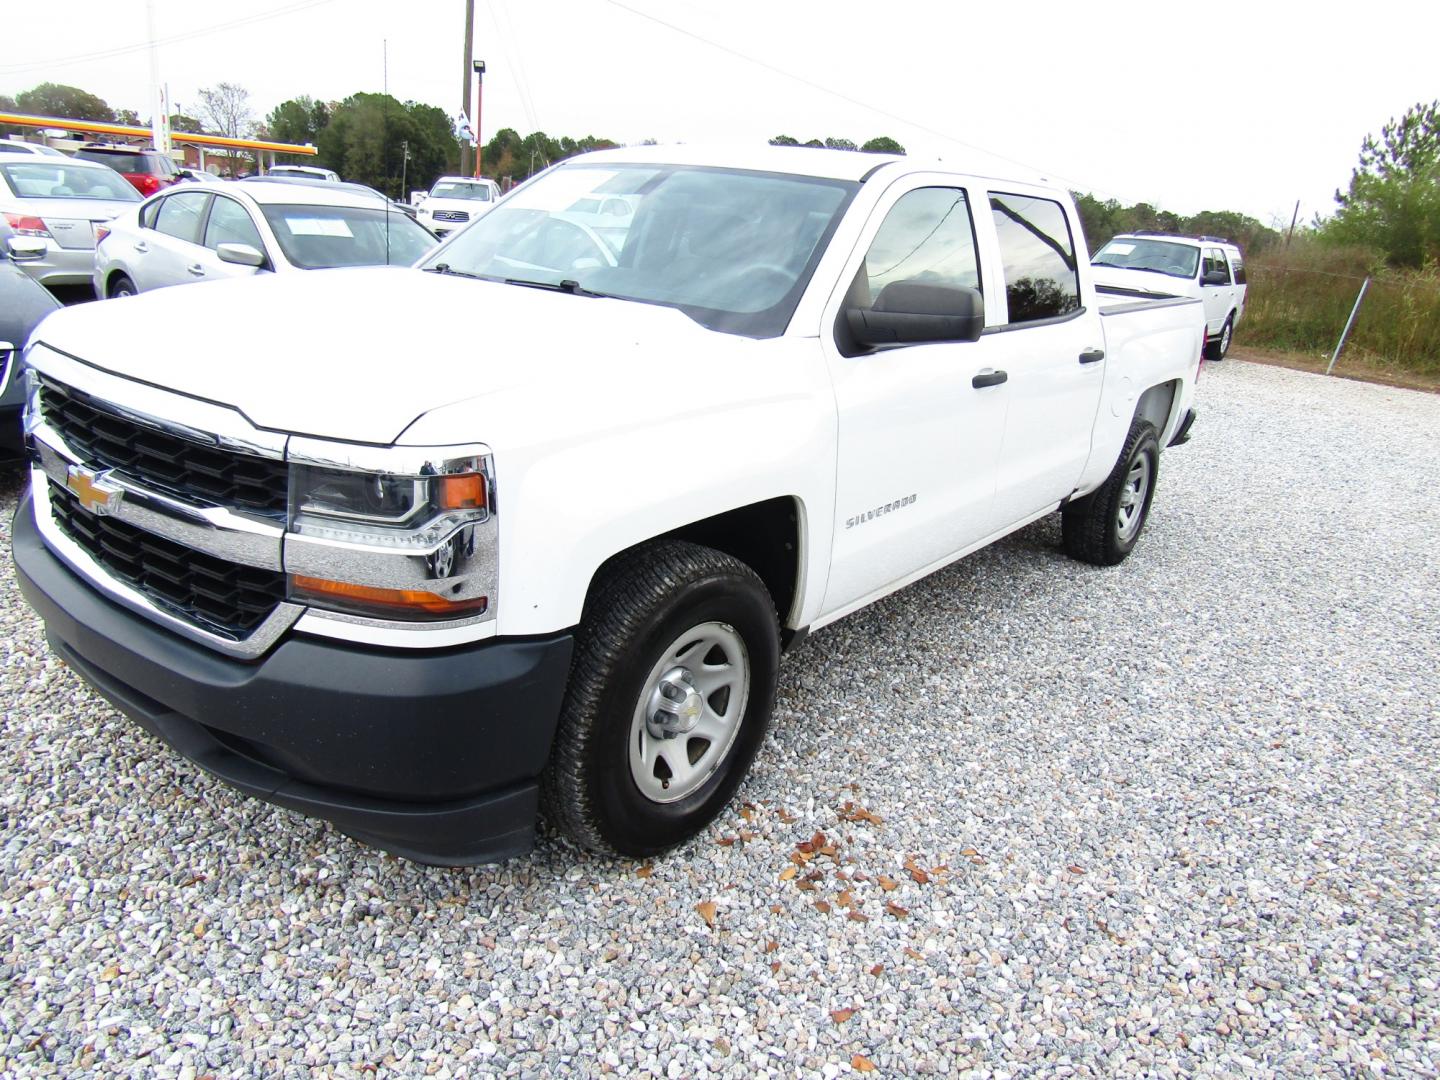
<box><xmin>0</xmin><ymin>0</ymin><xmax>336</xmax><ymax>76</ymax></box>
<box><xmin>597</xmin><ymin>0</ymin><xmax>1106</xmax><ymax>195</ymax></box>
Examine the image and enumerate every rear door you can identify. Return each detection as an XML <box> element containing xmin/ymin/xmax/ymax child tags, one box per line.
<box><xmin>979</xmin><ymin>190</ymin><xmax>1106</xmax><ymax>525</ymax></box>
<box><xmin>135</xmin><ymin>189</ymin><xmax>212</xmax><ymax>290</ymax></box>
<box><xmin>1200</xmin><ymin>246</ymin><xmax>1234</xmax><ymax>334</ymax></box>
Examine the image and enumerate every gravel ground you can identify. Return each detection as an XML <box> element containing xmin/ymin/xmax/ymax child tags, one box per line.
<box><xmin>2</xmin><ymin>359</ymin><xmax>1438</xmax><ymax>1078</ymax></box>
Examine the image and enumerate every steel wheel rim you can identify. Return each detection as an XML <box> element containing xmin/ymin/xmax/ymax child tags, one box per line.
<box><xmin>1116</xmin><ymin>452</ymin><xmax>1151</xmax><ymax>543</ymax></box>
<box><xmin>628</xmin><ymin>621</ymin><xmax>750</xmax><ymax>804</ymax></box>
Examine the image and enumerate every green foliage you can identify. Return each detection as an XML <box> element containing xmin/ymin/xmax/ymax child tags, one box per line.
<box><xmin>264</xmin><ymin>96</ymin><xmax>330</xmax><ymax>147</ymax></box>
<box><xmin>481</xmin><ymin>128</ymin><xmax>619</xmax><ymax>182</ymax></box>
<box><xmin>168</xmin><ymin>113</ymin><xmax>205</xmax><ymax>134</ymax></box>
<box><xmin>1322</xmin><ymin>100</ymin><xmax>1440</xmax><ymax>268</ymax></box>
<box><xmin>770</xmin><ymin>134</ymin><xmax>906</xmax><ymax>154</ymax></box>
<box><xmin>15</xmin><ymin>82</ymin><xmax>115</xmax><ymax>122</ymax></box>
<box><xmin>316</xmin><ymin>93</ymin><xmax>456</xmax><ymax>197</ymax></box>
<box><xmin>1071</xmin><ymin>192</ymin><xmax>1279</xmax><ymax>255</ymax></box>
<box><xmin>1235</xmin><ymin>238</ymin><xmax>1440</xmax><ymax>375</ymax></box>
<box><xmin>115</xmin><ymin>109</ymin><xmax>140</xmax><ymax>127</ymax></box>
<box><xmin>0</xmin><ymin>94</ymin><xmax>19</xmax><ymax>139</ymax></box>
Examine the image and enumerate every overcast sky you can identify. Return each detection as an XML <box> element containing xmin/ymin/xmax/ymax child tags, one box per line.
<box><xmin>5</xmin><ymin>0</ymin><xmax>1437</xmax><ymax>227</ymax></box>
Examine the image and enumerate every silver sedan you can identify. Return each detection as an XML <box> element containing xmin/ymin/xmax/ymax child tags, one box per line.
<box><xmin>0</xmin><ymin>157</ymin><xmax>141</xmax><ymax>287</ymax></box>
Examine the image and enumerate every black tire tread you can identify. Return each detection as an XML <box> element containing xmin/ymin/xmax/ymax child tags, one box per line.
<box><xmin>541</xmin><ymin>539</ymin><xmax>778</xmax><ymax>855</ymax></box>
<box><xmin>1062</xmin><ymin>420</ymin><xmax>1159</xmax><ymax>567</ymax></box>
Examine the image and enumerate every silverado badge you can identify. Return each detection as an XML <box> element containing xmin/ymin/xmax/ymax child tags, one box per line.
<box><xmin>65</xmin><ymin>465</ymin><xmax>125</xmax><ymax>517</ymax></box>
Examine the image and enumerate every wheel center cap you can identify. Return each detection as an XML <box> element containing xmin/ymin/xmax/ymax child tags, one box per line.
<box><xmin>648</xmin><ymin>667</ymin><xmax>703</xmax><ymax>738</ymax></box>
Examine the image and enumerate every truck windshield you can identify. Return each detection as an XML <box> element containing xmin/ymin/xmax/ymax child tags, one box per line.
<box><xmin>419</xmin><ymin>163</ymin><xmax>858</xmax><ymax>337</ymax></box>
<box><xmin>1092</xmin><ymin>238</ymin><xmax>1200</xmax><ymax>280</ymax></box>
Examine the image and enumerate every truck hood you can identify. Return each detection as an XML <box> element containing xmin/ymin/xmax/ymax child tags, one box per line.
<box><xmin>35</xmin><ymin>267</ymin><xmax>732</xmax><ymax>444</ymax></box>
<box><xmin>1091</xmin><ymin>265</ymin><xmax>1191</xmax><ymax>299</ymax></box>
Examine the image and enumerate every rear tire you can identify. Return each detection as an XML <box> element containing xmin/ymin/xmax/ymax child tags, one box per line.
<box><xmin>108</xmin><ymin>274</ymin><xmax>136</xmax><ymax>299</ymax></box>
<box><xmin>1205</xmin><ymin>314</ymin><xmax>1233</xmax><ymax>361</ymax></box>
<box><xmin>542</xmin><ymin>540</ymin><xmax>780</xmax><ymax>857</ymax></box>
<box><xmin>1062</xmin><ymin>419</ymin><xmax>1160</xmax><ymax>566</ymax></box>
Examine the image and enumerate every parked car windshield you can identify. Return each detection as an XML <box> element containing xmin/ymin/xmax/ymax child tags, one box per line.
<box><xmin>430</xmin><ymin>182</ymin><xmax>493</xmax><ymax>201</ymax></box>
<box><xmin>421</xmin><ymin>163</ymin><xmax>858</xmax><ymax>338</ymax></box>
<box><xmin>1092</xmin><ymin>238</ymin><xmax>1200</xmax><ymax>279</ymax></box>
<box><xmin>259</xmin><ymin>203</ymin><xmax>435</xmax><ymax>268</ymax></box>
<box><xmin>0</xmin><ymin>162</ymin><xmax>141</xmax><ymax>201</ymax></box>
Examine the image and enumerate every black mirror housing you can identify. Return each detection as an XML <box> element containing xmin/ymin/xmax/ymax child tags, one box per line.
<box><xmin>846</xmin><ymin>281</ymin><xmax>985</xmax><ymax>346</ymax></box>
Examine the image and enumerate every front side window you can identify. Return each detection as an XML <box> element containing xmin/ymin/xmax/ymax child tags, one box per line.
<box><xmin>260</xmin><ymin>203</ymin><xmax>435</xmax><ymax>268</ymax></box>
<box><xmin>1203</xmin><ymin>248</ymin><xmax>1231</xmax><ymax>283</ymax></box>
<box><xmin>990</xmin><ymin>193</ymin><xmax>1080</xmax><ymax>324</ymax></box>
<box><xmin>421</xmin><ymin>164</ymin><xmax>858</xmax><ymax>338</ymax></box>
<box><xmin>204</xmin><ymin>197</ymin><xmax>264</xmax><ymax>252</ymax></box>
<box><xmin>0</xmin><ymin>162</ymin><xmax>141</xmax><ymax>202</ymax></box>
<box><xmin>855</xmin><ymin>186</ymin><xmax>981</xmax><ymax>307</ymax></box>
<box><xmin>153</xmin><ymin>191</ymin><xmax>211</xmax><ymax>244</ymax></box>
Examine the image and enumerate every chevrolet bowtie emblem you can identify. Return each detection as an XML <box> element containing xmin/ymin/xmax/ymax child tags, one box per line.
<box><xmin>65</xmin><ymin>465</ymin><xmax>125</xmax><ymax>516</ymax></box>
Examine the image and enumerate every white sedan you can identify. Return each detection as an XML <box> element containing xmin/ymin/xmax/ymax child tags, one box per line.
<box><xmin>0</xmin><ymin>156</ymin><xmax>142</xmax><ymax>287</ymax></box>
<box><xmin>93</xmin><ymin>180</ymin><xmax>437</xmax><ymax>297</ymax></box>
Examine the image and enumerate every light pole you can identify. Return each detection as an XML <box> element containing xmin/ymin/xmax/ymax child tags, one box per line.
<box><xmin>460</xmin><ymin>0</ymin><xmax>474</xmax><ymax>177</ymax></box>
<box><xmin>473</xmin><ymin>60</ymin><xmax>486</xmax><ymax>178</ymax></box>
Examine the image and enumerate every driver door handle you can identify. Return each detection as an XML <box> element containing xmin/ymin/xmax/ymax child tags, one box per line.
<box><xmin>187</xmin><ymin>263</ymin><xmax>206</xmax><ymax>276</ymax></box>
<box><xmin>133</xmin><ymin>241</ymin><xmax>148</xmax><ymax>253</ymax></box>
<box><xmin>1079</xmin><ymin>348</ymin><xmax>1106</xmax><ymax>364</ymax></box>
<box><xmin>972</xmin><ymin>369</ymin><xmax>1008</xmax><ymax>389</ymax></box>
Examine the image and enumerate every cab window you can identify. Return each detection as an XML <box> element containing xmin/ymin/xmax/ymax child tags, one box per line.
<box><xmin>989</xmin><ymin>193</ymin><xmax>1080</xmax><ymax>323</ymax></box>
<box><xmin>854</xmin><ymin>186</ymin><xmax>981</xmax><ymax>305</ymax></box>
<box><xmin>152</xmin><ymin>191</ymin><xmax>210</xmax><ymax>245</ymax></box>
<box><xmin>1203</xmin><ymin>248</ymin><xmax>1231</xmax><ymax>283</ymax></box>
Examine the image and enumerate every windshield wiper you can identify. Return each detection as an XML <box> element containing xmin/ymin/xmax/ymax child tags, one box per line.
<box><xmin>423</xmin><ymin>263</ymin><xmax>484</xmax><ymax>279</ymax></box>
<box><xmin>504</xmin><ymin>277</ymin><xmax>609</xmax><ymax>298</ymax></box>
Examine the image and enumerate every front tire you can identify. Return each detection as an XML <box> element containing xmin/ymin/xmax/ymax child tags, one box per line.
<box><xmin>108</xmin><ymin>274</ymin><xmax>137</xmax><ymax>299</ymax></box>
<box><xmin>1062</xmin><ymin>419</ymin><xmax>1160</xmax><ymax>566</ymax></box>
<box><xmin>542</xmin><ymin>540</ymin><xmax>780</xmax><ymax>857</ymax></box>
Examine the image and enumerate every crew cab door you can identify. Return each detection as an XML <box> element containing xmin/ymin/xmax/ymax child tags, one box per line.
<box><xmin>820</xmin><ymin>179</ymin><xmax>1010</xmax><ymax>616</ymax></box>
<box><xmin>978</xmin><ymin>190</ymin><xmax>1106</xmax><ymax>524</ymax></box>
<box><xmin>1200</xmin><ymin>246</ymin><xmax>1235</xmax><ymax>334</ymax></box>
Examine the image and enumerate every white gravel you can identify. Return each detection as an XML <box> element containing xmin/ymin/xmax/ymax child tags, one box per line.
<box><xmin>2</xmin><ymin>358</ymin><xmax>1438</xmax><ymax>1078</ymax></box>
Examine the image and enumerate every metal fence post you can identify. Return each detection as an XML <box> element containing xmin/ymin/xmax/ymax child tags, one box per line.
<box><xmin>1327</xmin><ymin>277</ymin><xmax>1371</xmax><ymax>375</ymax></box>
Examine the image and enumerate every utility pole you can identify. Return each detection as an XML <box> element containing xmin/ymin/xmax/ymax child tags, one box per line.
<box><xmin>460</xmin><ymin>0</ymin><xmax>475</xmax><ymax>177</ymax></box>
<box><xmin>1285</xmin><ymin>200</ymin><xmax>1301</xmax><ymax>249</ymax></box>
<box><xmin>474</xmin><ymin>60</ymin><xmax>486</xmax><ymax>178</ymax></box>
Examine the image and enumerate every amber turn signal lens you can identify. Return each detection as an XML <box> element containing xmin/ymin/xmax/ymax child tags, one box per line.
<box><xmin>290</xmin><ymin>574</ymin><xmax>487</xmax><ymax>617</ymax></box>
<box><xmin>438</xmin><ymin>474</ymin><xmax>486</xmax><ymax>510</ymax></box>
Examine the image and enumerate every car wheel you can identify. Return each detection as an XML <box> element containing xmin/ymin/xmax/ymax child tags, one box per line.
<box><xmin>1062</xmin><ymin>419</ymin><xmax>1160</xmax><ymax>567</ymax></box>
<box><xmin>1206</xmin><ymin>315</ymin><xmax>1234</xmax><ymax>361</ymax></box>
<box><xmin>108</xmin><ymin>274</ymin><xmax>137</xmax><ymax>299</ymax></box>
<box><xmin>542</xmin><ymin>540</ymin><xmax>780</xmax><ymax>857</ymax></box>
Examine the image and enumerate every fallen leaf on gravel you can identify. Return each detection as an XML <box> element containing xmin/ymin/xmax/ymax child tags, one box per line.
<box><xmin>961</xmin><ymin>848</ymin><xmax>979</xmax><ymax>857</ymax></box>
<box><xmin>695</xmin><ymin>902</ymin><xmax>718</xmax><ymax>927</ymax></box>
<box><xmin>777</xmin><ymin>809</ymin><xmax>797</xmax><ymax>823</ymax></box>
<box><xmin>815</xmin><ymin>900</ymin><xmax>832</xmax><ymax>914</ymax></box>
<box><xmin>906</xmin><ymin>865</ymin><xmax>930</xmax><ymax>885</ymax></box>
<box><xmin>765</xmin><ymin>940</ymin><xmax>778</xmax><ymax>953</ymax></box>
<box><xmin>796</xmin><ymin>880</ymin><xmax>817</xmax><ymax>892</ymax></box>
<box><xmin>791</xmin><ymin>851</ymin><xmax>813</xmax><ymax>866</ymax></box>
<box><xmin>769</xmin><ymin>904</ymin><xmax>783</xmax><ymax>914</ymax></box>
<box><xmin>1068</xmin><ymin>865</ymin><xmax>1087</xmax><ymax>874</ymax></box>
<box><xmin>636</xmin><ymin>865</ymin><xmax>654</xmax><ymax>877</ymax></box>
<box><xmin>831</xmin><ymin>1008</ymin><xmax>856</xmax><ymax>1023</ymax></box>
<box><xmin>869</xmin><ymin>964</ymin><xmax>884</xmax><ymax>976</ymax></box>
<box><xmin>885</xmin><ymin>902</ymin><xmax>909</xmax><ymax>920</ymax></box>
<box><xmin>904</xmin><ymin>947</ymin><xmax>924</xmax><ymax>961</ymax></box>
<box><xmin>838</xmin><ymin>801</ymin><xmax>884</xmax><ymax>825</ymax></box>
<box><xmin>717</xmin><ymin>837</ymin><xmax>736</xmax><ymax>847</ymax></box>
<box><xmin>805</xmin><ymin>870</ymin><xmax>825</xmax><ymax>882</ymax></box>
<box><xmin>779</xmin><ymin>866</ymin><xmax>797</xmax><ymax>881</ymax></box>
<box><xmin>852</xmin><ymin>1054</ymin><xmax>876</xmax><ymax>1072</ymax></box>
<box><xmin>819</xmin><ymin>845</ymin><xmax>839</xmax><ymax>858</ymax></box>
<box><xmin>740</xmin><ymin>806</ymin><xmax>756</xmax><ymax>822</ymax></box>
<box><xmin>193</xmin><ymin>922</ymin><xmax>206</xmax><ymax>938</ymax></box>
<box><xmin>770</xmin><ymin>961</ymin><xmax>781</xmax><ymax>973</ymax></box>
<box><xmin>99</xmin><ymin>965</ymin><xmax>119</xmax><ymax>981</ymax></box>
<box><xmin>877</xmin><ymin>875</ymin><xmax>898</xmax><ymax>892</ymax></box>
<box><xmin>847</xmin><ymin>911</ymin><xmax>869</xmax><ymax>923</ymax></box>
<box><xmin>738</xmin><ymin>830</ymin><xmax>755</xmax><ymax>843</ymax></box>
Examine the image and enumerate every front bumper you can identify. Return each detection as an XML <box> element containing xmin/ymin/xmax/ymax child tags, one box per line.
<box><xmin>13</xmin><ymin>491</ymin><xmax>574</xmax><ymax>865</ymax></box>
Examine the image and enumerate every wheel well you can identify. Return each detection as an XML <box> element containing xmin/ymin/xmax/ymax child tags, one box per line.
<box><xmin>1134</xmin><ymin>380</ymin><xmax>1179</xmax><ymax>436</ymax></box>
<box><xmin>588</xmin><ymin>497</ymin><xmax>802</xmax><ymax>634</ymax></box>
<box><xmin>105</xmin><ymin>269</ymin><xmax>130</xmax><ymax>294</ymax></box>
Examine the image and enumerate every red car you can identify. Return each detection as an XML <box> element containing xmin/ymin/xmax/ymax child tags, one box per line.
<box><xmin>73</xmin><ymin>144</ymin><xmax>185</xmax><ymax>197</ymax></box>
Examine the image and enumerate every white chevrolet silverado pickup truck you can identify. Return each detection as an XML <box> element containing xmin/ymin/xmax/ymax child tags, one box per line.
<box><xmin>12</xmin><ymin>145</ymin><xmax>1204</xmax><ymax>865</ymax></box>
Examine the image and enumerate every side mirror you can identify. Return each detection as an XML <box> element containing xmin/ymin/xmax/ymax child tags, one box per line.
<box><xmin>1202</xmin><ymin>269</ymin><xmax>1229</xmax><ymax>286</ymax></box>
<box><xmin>6</xmin><ymin>236</ymin><xmax>47</xmax><ymax>262</ymax></box>
<box><xmin>846</xmin><ymin>281</ymin><xmax>985</xmax><ymax>346</ymax></box>
<box><xmin>216</xmin><ymin>242</ymin><xmax>266</xmax><ymax>268</ymax></box>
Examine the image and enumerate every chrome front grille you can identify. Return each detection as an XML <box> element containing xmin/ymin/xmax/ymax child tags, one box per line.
<box><xmin>49</xmin><ymin>481</ymin><xmax>286</xmax><ymax>637</ymax></box>
<box><xmin>40</xmin><ymin>380</ymin><xmax>288</xmax><ymax>518</ymax></box>
<box><xmin>432</xmin><ymin>210</ymin><xmax>469</xmax><ymax>222</ymax></box>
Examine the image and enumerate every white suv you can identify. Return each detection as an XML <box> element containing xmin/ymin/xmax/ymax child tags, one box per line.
<box><xmin>414</xmin><ymin>176</ymin><xmax>502</xmax><ymax>237</ymax></box>
<box><xmin>1091</xmin><ymin>233</ymin><xmax>1247</xmax><ymax>359</ymax></box>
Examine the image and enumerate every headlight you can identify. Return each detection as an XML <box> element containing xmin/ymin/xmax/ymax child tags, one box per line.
<box><xmin>285</xmin><ymin>444</ymin><xmax>496</xmax><ymax>622</ymax></box>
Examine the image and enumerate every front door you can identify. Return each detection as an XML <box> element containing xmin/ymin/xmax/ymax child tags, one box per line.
<box><xmin>821</xmin><ymin>180</ymin><xmax>1010</xmax><ymax>616</ymax></box>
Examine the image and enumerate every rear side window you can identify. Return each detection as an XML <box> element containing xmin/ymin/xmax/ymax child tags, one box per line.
<box><xmin>153</xmin><ymin>191</ymin><xmax>210</xmax><ymax>244</ymax></box>
<box><xmin>989</xmin><ymin>193</ymin><xmax>1080</xmax><ymax>323</ymax></box>
<box><xmin>1230</xmin><ymin>252</ymin><xmax>1246</xmax><ymax>285</ymax></box>
<box><xmin>204</xmin><ymin>197</ymin><xmax>264</xmax><ymax>251</ymax></box>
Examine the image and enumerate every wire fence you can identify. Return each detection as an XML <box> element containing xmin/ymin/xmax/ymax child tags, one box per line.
<box><xmin>1236</xmin><ymin>261</ymin><xmax>1440</xmax><ymax>376</ymax></box>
